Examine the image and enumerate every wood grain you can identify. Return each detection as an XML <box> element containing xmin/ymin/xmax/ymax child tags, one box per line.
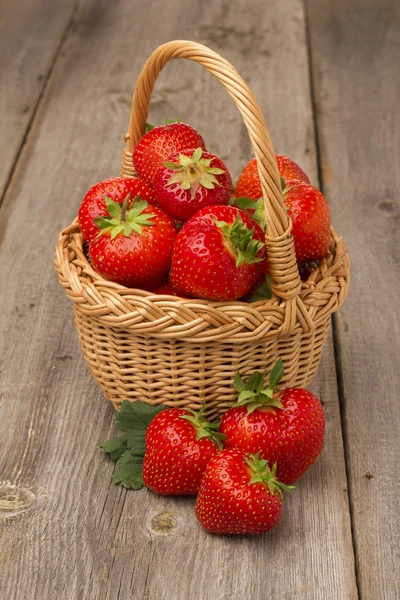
<box><xmin>306</xmin><ymin>0</ymin><xmax>400</xmax><ymax>598</ymax></box>
<box><xmin>0</xmin><ymin>0</ymin><xmax>357</xmax><ymax>598</ymax></box>
<box><xmin>0</xmin><ymin>0</ymin><xmax>79</xmax><ymax>200</ymax></box>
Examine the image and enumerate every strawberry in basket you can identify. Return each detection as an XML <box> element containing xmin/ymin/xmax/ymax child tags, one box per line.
<box><xmin>133</xmin><ymin>121</ymin><xmax>206</xmax><ymax>184</ymax></box>
<box><xmin>153</xmin><ymin>147</ymin><xmax>232</xmax><ymax>221</ymax></box>
<box><xmin>232</xmin><ymin>157</ymin><xmax>331</xmax><ymax>263</ymax></box>
<box><xmin>235</xmin><ymin>154</ymin><xmax>310</xmax><ymax>202</ymax></box>
<box><xmin>88</xmin><ymin>194</ymin><xmax>176</xmax><ymax>290</ymax></box>
<box><xmin>78</xmin><ymin>177</ymin><xmax>156</xmax><ymax>243</ymax></box>
<box><xmin>169</xmin><ymin>205</ymin><xmax>266</xmax><ymax>301</ymax></box>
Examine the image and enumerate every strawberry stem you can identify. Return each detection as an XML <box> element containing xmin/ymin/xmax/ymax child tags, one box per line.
<box><xmin>214</xmin><ymin>214</ymin><xmax>265</xmax><ymax>266</ymax></box>
<box><xmin>180</xmin><ymin>407</ymin><xmax>226</xmax><ymax>450</ymax></box>
<box><xmin>245</xmin><ymin>453</ymin><xmax>295</xmax><ymax>498</ymax></box>
<box><xmin>233</xmin><ymin>360</ymin><xmax>285</xmax><ymax>414</ymax></box>
<box><xmin>120</xmin><ymin>192</ymin><xmax>131</xmax><ymax>223</ymax></box>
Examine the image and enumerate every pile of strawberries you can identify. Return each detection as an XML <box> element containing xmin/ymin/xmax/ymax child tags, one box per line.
<box><xmin>100</xmin><ymin>361</ymin><xmax>325</xmax><ymax>535</ymax></box>
<box><xmin>78</xmin><ymin>120</ymin><xmax>331</xmax><ymax>301</ymax></box>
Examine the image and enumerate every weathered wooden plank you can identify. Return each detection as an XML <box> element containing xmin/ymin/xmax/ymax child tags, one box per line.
<box><xmin>0</xmin><ymin>0</ymin><xmax>357</xmax><ymax>598</ymax></box>
<box><xmin>0</xmin><ymin>0</ymin><xmax>78</xmax><ymax>200</ymax></box>
<box><xmin>306</xmin><ymin>1</ymin><xmax>400</xmax><ymax>598</ymax></box>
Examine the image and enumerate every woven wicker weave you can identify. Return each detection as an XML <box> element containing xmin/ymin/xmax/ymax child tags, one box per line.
<box><xmin>55</xmin><ymin>40</ymin><xmax>349</xmax><ymax>418</ymax></box>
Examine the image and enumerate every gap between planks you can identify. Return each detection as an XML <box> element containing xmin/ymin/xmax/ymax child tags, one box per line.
<box><xmin>303</xmin><ymin>1</ymin><xmax>361</xmax><ymax>596</ymax></box>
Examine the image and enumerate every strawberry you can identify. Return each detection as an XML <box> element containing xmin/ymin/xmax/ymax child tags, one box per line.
<box><xmin>232</xmin><ymin>180</ymin><xmax>330</xmax><ymax>262</ymax></box>
<box><xmin>283</xmin><ymin>181</ymin><xmax>330</xmax><ymax>261</ymax></box>
<box><xmin>152</xmin><ymin>283</ymin><xmax>181</xmax><ymax>296</ymax></box>
<box><xmin>169</xmin><ymin>205</ymin><xmax>266</xmax><ymax>301</ymax></box>
<box><xmin>196</xmin><ymin>449</ymin><xmax>292</xmax><ymax>534</ymax></box>
<box><xmin>78</xmin><ymin>177</ymin><xmax>156</xmax><ymax>243</ymax></box>
<box><xmin>153</xmin><ymin>147</ymin><xmax>232</xmax><ymax>221</ymax></box>
<box><xmin>235</xmin><ymin>155</ymin><xmax>310</xmax><ymax>201</ymax></box>
<box><xmin>88</xmin><ymin>194</ymin><xmax>176</xmax><ymax>290</ymax></box>
<box><xmin>219</xmin><ymin>361</ymin><xmax>325</xmax><ymax>484</ymax></box>
<box><xmin>142</xmin><ymin>408</ymin><xmax>225</xmax><ymax>495</ymax></box>
<box><xmin>133</xmin><ymin>122</ymin><xmax>206</xmax><ymax>184</ymax></box>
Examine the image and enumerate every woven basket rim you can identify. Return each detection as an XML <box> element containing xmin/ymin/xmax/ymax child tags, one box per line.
<box><xmin>55</xmin><ymin>218</ymin><xmax>349</xmax><ymax>342</ymax></box>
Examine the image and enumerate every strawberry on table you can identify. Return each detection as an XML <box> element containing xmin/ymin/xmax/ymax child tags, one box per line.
<box><xmin>88</xmin><ymin>194</ymin><xmax>176</xmax><ymax>290</ymax></box>
<box><xmin>78</xmin><ymin>177</ymin><xmax>156</xmax><ymax>243</ymax></box>
<box><xmin>219</xmin><ymin>361</ymin><xmax>326</xmax><ymax>484</ymax></box>
<box><xmin>196</xmin><ymin>449</ymin><xmax>293</xmax><ymax>534</ymax></box>
<box><xmin>133</xmin><ymin>122</ymin><xmax>206</xmax><ymax>184</ymax></box>
<box><xmin>235</xmin><ymin>154</ymin><xmax>310</xmax><ymax>202</ymax></box>
<box><xmin>142</xmin><ymin>408</ymin><xmax>225</xmax><ymax>495</ymax></box>
<box><xmin>153</xmin><ymin>147</ymin><xmax>232</xmax><ymax>221</ymax></box>
<box><xmin>169</xmin><ymin>205</ymin><xmax>266</xmax><ymax>301</ymax></box>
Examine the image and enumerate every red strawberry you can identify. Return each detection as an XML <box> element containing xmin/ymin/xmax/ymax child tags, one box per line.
<box><xmin>142</xmin><ymin>408</ymin><xmax>225</xmax><ymax>495</ymax></box>
<box><xmin>88</xmin><ymin>195</ymin><xmax>176</xmax><ymax>290</ymax></box>
<box><xmin>169</xmin><ymin>205</ymin><xmax>266</xmax><ymax>301</ymax></box>
<box><xmin>78</xmin><ymin>177</ymin><xmax>156</xmax><ymax>243</ymax></box>
<box><xmin>284</xmin><ymin>181</ymin><xmax>330</xmax><ymax>261</ymax></box>
<box><xmin>219</xmin><ymin>361</ymin><xmax>325</xmax><ymax>484</ymax></box>
<box><xmin>153</xmin><ymin>147</ymin><xmax>232</xmax><ymax>221</ymax></box>
<box><xmin>133</xmin><ymin>122</ymin><xmax>206</xmax><ymax>184</ymax></box>
<box><xmin>232</xmin><ymin>181</ymin><xmax>330</xmax><ymax>262</ymax></box>
<box><xmin>152</xmin><ymin>283</ymin><xmax>181</xmax><ymax>296</ymax></box>
<box><xmin>297</xmin><ymin>259</ymin><xmax>321</xmax><ymax>281</ymax></box>
<box><xmin>196</xmin><ymin>449</ymin><xmax>292</xmax><ymax>534</ymax></box>
<box><xmin>235</xmin><ymin>155</ymin><xmax>310</xmax><ymax>201</ymax></box>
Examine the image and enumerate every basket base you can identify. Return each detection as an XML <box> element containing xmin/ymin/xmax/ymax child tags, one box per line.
<box><xmin>74</xmin><ymin>308</ymin><xmax>331</xmax><ymax>419</ymax></box>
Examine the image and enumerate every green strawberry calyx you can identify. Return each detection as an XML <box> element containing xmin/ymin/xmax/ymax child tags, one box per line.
<box><xmin>245</xmin><ymin>453</ymin><xmax>294</xmax><ymax>498</ymax></box>
<box><xmin>164</xmin><ymin>147</ymin><xmax>225</xmax><ymax>198</ymax></box>
<box><xmin>233</xmin><ymin>359</ymin><xmax>285</xmax><ymax>414</ymax></box>
<box><xmin>93</xmin><ymin>193</ymin><xmax>156</xmax><ymax>239</ymax></box>
<box><xmin>214</xmin><ymin>214</ymin><xmax>265</xmax><ymax>267</ymax></box>
<box><xmin>180</xmin><ymin>407</ymin><xmax>226</xmax><ymax>450</ymax></box>
<box><xmin>230</xmin><ymin>196</ymin><xmax>266</xmax><ymax>232</ymax></box>
<box><xmin>248</xmin><ymin>273</ymin><xmax>273</xmax><ymax>303</ymax></box>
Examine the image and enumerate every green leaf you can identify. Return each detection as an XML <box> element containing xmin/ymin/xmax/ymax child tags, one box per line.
<box><xmin>234</xmin><ymin>373</ymin><xmax>246</xmax><ymax>393</ymax></box>
<box><xmin>110</xmin><ymin>224</ymin><xmax>124</xmax><ymax>239</ymax></box>
<box><xmin>112</xmin><ymin>450</ymin><xmax>144</xmax><ymax>489</ymax></box>
<box><xmin>178</xmin><ymin>153</ymin><xmax>193</xmax><ymax>167</ymax></box>
<box><xmin>116</xmin><ymin>400</ymin><xmax>166</xmax><ymax>433</ymax></box>
<box><xmin>115</xmin><ymin>401</ymin><xmax>166</xmax><ymax>457</ymax></box>
<box><xmin>167</xmin><ymin>173</ymin><xmax>186</xmax><ymax>187</ymax></box>
<box><xmin>163</xmin><ymin>161</ymin><xmax>182</xmax><ymax>170</ymax></box>
<box><xmin>231</xmin><ymin>196</ymin><xmax>258</xmax><ymax>210</ymax></box>
<box><xmin>280</xmin><ymin>176</ymin><xmax>286</xmax><ymax>190</ymax></box>
<box><xmin>269</xmin><ymin>359</ymin><xmax>284</xmax><ymax>389</ymax></box>
<box><xmin>94</xmin><ymin>216</ymin><xmax>114</xmax><ymax>229</ymax></box>
<box><xmin>207</xmin><ymin>167</ymin><xmax>225</xmax><ymax>175</ymax></box>
<box><xmin>104</xmin><ymin>196</ymin><xmax>122</xmax><ymax>218</ymax></box>
<box><xmin>123</xmin><ymin>223</ymin><xmax>133</xmax><ymax>236</ymax></box>
<box><xmin>247</xmin><ymin>372</ymin><xmax>263</xmax><ymax>392</ymax></box>
<box><xmin>164</xmin><ymin>117</ymin><xmax>181</xmax><ymax>124</ymax></box>
<box><xmin>98</xmin><ymin>437</ymin><xmax>127</xmax><ymax>461</ymax></box>
<box><xmin>192</xmin><ymin>147</ymin><xmax>203</xmax><ymax>162</ymax></box>
<box><xmin>145</xmin><ymin>122</ymin><xmax>155</xmax><ymax>132</ymax></box>
<box><xmin>237</xmin><ymin>390</ymin><xmax>257</xmax><ymax>403</ymax></box>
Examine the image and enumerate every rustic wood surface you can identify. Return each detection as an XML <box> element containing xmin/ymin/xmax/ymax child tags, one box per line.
<box><xmin>0</xmin><ymin>0</ymin><xmax>397</xmax><ymax>598</ymax></box>
<box><xmin>307</xmin><ymin>1</ymin><xmax>400</xmax><ymax>598</ymax></box>
<box><xmin>0</xmin><ymin>0</ymin><xmax>78</xmax><ymax>199</ymax></box>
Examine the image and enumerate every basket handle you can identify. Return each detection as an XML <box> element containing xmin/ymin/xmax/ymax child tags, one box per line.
<box><xmin>120</xmin><ymin>40</ymin><xmax>302</xmax><ymax>306</ymax></box>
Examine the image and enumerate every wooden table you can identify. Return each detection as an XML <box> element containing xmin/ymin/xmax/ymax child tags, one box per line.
<box><xmin>1</xmin><ymin>1</ymin><xmax>398</xmax><ymax>598</ymax></box>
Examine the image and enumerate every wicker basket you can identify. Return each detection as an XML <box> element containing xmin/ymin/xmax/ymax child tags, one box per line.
<box><xmin>55</xmin><ymin>40</ymin><xmax>349</xmax><ymax>418</ymax></box>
